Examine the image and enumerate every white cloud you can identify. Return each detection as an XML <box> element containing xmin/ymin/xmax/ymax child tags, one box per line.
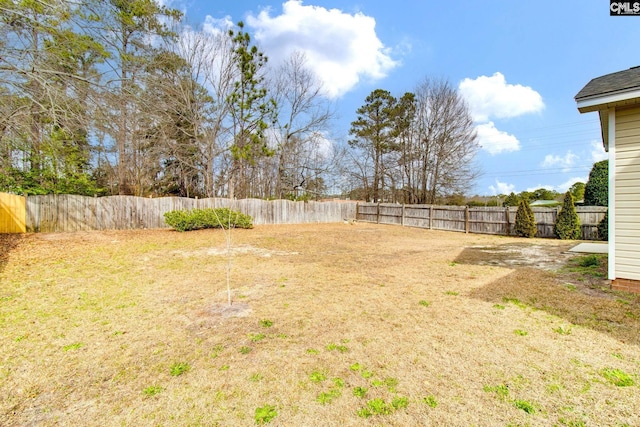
<box><xmin>590</xmin><ymin>140</ymin><xmax>608</xmax><ymax>162</ymax></box>
<box><xmin>202</xmin><ymin>15</ymin><xmax>234</xmax><ymax>35</ymax></box>
<box><xmin>541</xmin><ymin>150</ymin><xmax>578</xmax><ymax>170</ymax></box>
<box><xmin>525</xmin><ymin>177</ymin><xmax>586</xmax><ymax>194</ymax></box>
<box><xmin>459</xmin><ymin>72</ymin><xmax>544</xmax><ymax>122</ymax></box>
<box><xmin>488</xmin><ymin>179</ymin><xmax>515</xmax><ymax>195</ymax></box>
<box><xmin>475</xmin><ymin>122</ymin><xmax>520</xmax><ymax>155</ymax></box>
<box><xmin>556</xmin><ymin>176</ymin><xmax>586</xmax><ymax>194</ymax></box>
<box><xmin>246</xmin><ymin>0</ymin><xmax>398</xmax><ymax>98</ymax></box>
<box><xmin>525</xmin><ymin>184</ymin><xmax>554</xmax><ymax>193</ymax></box>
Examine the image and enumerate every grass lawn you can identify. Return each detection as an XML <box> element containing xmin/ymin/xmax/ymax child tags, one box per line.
<box><xmin>1</xmin><ymin>223</ymin><xmax>639</xmax><ymax>426</ymax></box>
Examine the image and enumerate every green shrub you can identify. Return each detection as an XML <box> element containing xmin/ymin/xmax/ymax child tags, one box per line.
<box><xmin>598</xmin><ymin>211</ymin><xmax>608</xmax><ymax>241</ymax></box>
<box><xmin>584</xmin><ymin>160</ymin><xmax>608</xmax><ymax>206</ymax></box>
<box><xmin>164</xmin><ymin>207</ymin><xmax>253</xmax><ymax>232</ymax></box>
<box><xmin>554</xmin><ymin>192</ymin><xmax>581</xmax><ymax>240</ymax></box>
<box><xmin>514</xmin><ymin>198</ymin><xmax>536</xmax><ymax>238</ymax></box>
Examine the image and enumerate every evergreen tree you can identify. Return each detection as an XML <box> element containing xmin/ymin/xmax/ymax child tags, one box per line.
<box><xmin>227</xmin><ymin>21</ymin><xmax>277</xmax><ymax>199</ymax></box>
<box><xmin>349</xmin><ymin>89</ymin><xmax>399</xmax><ymax>203</ymax></box>
<box><xmin>584</xmin><ymin>160</ymin><xmax>608</xmax><ymax>206</ymax></box>
<box><xmin>514</xmin><ymin>198</ymin><xmax>537</xmax><ymax>238</ymax></box>
<box><xmin>597</xmin><ymin>211</ymin><xmax>608</xmax><ymax>241</ymax></box>
<box><xmin>554</xmin><ymin>192</ymin><xmax>581</xmax><ymax>240</ymax></box>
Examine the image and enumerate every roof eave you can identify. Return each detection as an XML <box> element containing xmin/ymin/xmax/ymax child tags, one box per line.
<box><xmin>576</xmin><ymin>87</ymin><xmax>640</xmax><ymax>113</ymax></box>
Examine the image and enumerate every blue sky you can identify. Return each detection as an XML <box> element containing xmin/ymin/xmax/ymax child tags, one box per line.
<box><xmin>167</xmin><ymin>0</ymin><xmax>639</xmax><ymax>196</ymax></box>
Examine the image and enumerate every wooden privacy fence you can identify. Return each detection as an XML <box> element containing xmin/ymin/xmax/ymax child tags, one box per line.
<box><xmin>0</xmin><ymin>192</ymin><xmax>26</xmax><ymax>233</ymax></box>
<box><xmin>356</xmin><ymin>203</ymin><xmax>608</xmax><ymax>240</ymax></box>
<box><xmin>25</xmin><ymin>195</ymin><xmax>358</xmax><ymax>232</ymax></box>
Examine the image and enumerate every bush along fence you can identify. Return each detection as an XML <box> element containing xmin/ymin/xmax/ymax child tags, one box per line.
<box><xmin>356</xmin><ymin>203</ymin><xmax>608</xmax><ymax>240</ymax></box>
<box><xmin>20</xmin><ymin>195</ymin><xmax>357</xmax><ymax>233</ymax></box>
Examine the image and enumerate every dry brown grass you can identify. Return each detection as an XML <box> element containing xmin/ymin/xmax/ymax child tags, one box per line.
<box><xmin>1</xmin><ymin>223</ymin><xmax>639</xmax><ymax>426</ymax></box>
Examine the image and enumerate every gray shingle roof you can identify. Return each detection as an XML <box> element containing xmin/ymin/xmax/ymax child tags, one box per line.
<box><xmin>575</xmin><ymin>66</ymin><xmax>640</xmax><ymax>101</ymax></box>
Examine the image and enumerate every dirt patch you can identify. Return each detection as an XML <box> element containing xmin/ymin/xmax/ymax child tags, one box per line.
<box><xmin>455</xmin><ymin>242</ymin><xmax>575</xmax><ymax>270</ymax></box>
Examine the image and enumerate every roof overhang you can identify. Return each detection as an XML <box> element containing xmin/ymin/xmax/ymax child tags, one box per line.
<box><xmin>576</xmin><ymin>87</ymin><xmax>640</xmax><ymax>113</ymax></box>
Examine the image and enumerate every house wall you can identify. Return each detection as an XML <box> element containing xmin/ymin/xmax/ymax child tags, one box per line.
<box><xmin>614</xmin><ymin>106</ymin><xmax>640</xmax><ymax>283</ymax></box>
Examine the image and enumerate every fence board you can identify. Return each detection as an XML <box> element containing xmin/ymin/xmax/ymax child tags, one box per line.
<box><xmin>356</xmin><ymin>203</ymin><xmax>607</xmax><ymax>241</ymax></box>
<box><xmin>0</xmin><ymin>192</ymin><xmax>26</xmax><ymax>233</ymax></box>
<box><xmin>24</xmin><ymin>195</ymin><xmax>357</xmax><ymax>232</ymax></box>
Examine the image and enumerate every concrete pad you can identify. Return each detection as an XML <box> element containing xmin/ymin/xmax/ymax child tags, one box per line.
<box><xmin>568</xmin><ymin>242</ymin><xmax>609</xmax><ymax>254</ymax></box>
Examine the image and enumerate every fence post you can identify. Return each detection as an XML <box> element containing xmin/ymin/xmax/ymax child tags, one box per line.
<box><xmin>355</xmin><ymin>202</ymin><xmax>359</xmax><ymax>221</ymax></box>
<box><xmin>401</xmin><ymin>204</ymin><xmax>405</xmax><ymax>226</ymax></box>
<box><xmin>465</xmin><ymin>206</ymin><xmax>470</xmax><ymax>234</ymax></box>
<box><xmin>429</xmin><ymin>205</ymin><xmax>433</xmax><ymax>230</ymax></box>
<box><xmin>376</xmin><ymin>202</ymin><xmax>380</xmax><ymax>224</ymax></box>
<box><xmin>505</xmin><ymin>206</ymin><xmax>511</xmax><ymax>236</ymax></box>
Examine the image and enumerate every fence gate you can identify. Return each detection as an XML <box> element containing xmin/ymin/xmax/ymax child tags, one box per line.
<box><xmin>0</xmin><ymin>192</ymin><xmax>26</xmax><ymax>233</ymax></box>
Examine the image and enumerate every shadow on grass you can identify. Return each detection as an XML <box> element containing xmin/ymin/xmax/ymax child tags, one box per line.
<box><xmin>467</xmin><ymin>266</ymin><xmax>640</xmax><ymax>347</ymax></box>
<box><xmin>0</xmin><ymin>233</ymin><xmax>24</xmax><ymax>276</ymax></box>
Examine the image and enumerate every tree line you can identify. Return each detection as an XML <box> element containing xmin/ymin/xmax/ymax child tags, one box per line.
<box><xmin>0</xmin><ymin>0</ymin><xmax>480</xmax><ymax>201</ymax></box>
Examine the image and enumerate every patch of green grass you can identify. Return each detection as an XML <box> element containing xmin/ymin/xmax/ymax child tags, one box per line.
<box><xmin>239</xmin><ymin>346</ymin><xmax>252</xmax><ymax>354</ymax></box>
<box><xmin>423</xmin><ymin>395</ymin><xmax>438</xmax><ymax>408</ymax></box>
<box><xmin>349</xmin><ymin>363</ymin><xmax>363</xmax><ymax>371</ymax></box>
<box><xmin>553</xmin><ymin>325</ymin><xmax>573</xmax><ymax>335</ymax></box>
<box><xmin>219</xmin><ymin>365</ymin><xmax>230</xmax><ymax>371</ymax></box>
<box><xmin>445</xmin><ymin>291</ymin><xmax>459</xmax><ymax>296</ymax></box>
<box><xmin>143</xmin><ymin>385</ymin><xmax>163</xmax><ymax>396</ymax></box>
<box><xmin>254</xmin><ymin>404</ymin><xmax>277</xmax><ymax>424</ymax></box>
<box><xmin>249</xmin><ymin>333</ymin><xmax>266</xmax><ymax>342</ymax></box>
<box><xmin>483</xmin><ymin>384</ymin><xmax>509</xmax><ymax>400</ymax></box>
<box><xmin>316</xmin><ymin>389</ymin><xmax>341</xmax><ymax>405</ymax></box>
<box><xmin>169</xmin><ymin>362</ymin><xmax>190</xmax><ymax>376</ymax></box>
<box><xmin>493</xmin><ymin>304</ymin><xmax>506</xmax><ymax>310</ymax></box>
<box><xmin>356</xmin><ymin>407</ymin><xmax>373</xmax><ymax>418</ymax></box>
<box><xmin>391</xmin><ymin>396</ymin><xmax>409</xmax><ymax>410</ymax></box>
<box><xmin>514</xmin><ymin>329</ymin><xmax>528</xmax><ymax>336</ymax></box>
<box><xmin>211</xmin><ymin>344</ymin><xmax>225</xmax><ymax>358</ymax></box>
<box><xmin>502</xmin><ymin>297</ymin><xmax>528</xmax><ymax>309</ymax></box>
<box><xmin>361</xmin><ymin>370</ymin><xmax>374</xmax><ymax>379</ymax></box>
<box><xmin>353</xmin><ymin>386</ymin><xmax>368</xmax><ymax>398</ymax></box>
<box><xmin>514</xmin><ymin>399</ymin><xmax>536</xmax><ymax>414</ymax></box>
<box><xmin>62</xmin><ymin>342</ymin><xmax>84</xmax><ymax>351</ymax></box>
<box><xmin>565</xmin><ymin>284</ymin><xmax>577</xmax><ymax>291</ymax></box>
<box><xmin>325</xmin><ymin>343</ymin><xmax>348</xmax><ymax>353</ymax></box>
<box><xmin>309</xmin><ymin>370</ymin><xmax>327</xmax><ymax>383</ymax></box>
<box><xmin>332</xmin><ymin>377</ymin><xmax>345</xmax><ymax>388</ymax></box>
<box><xmin>306</xmin><ymin>348</ymin><xmax>319</xmax><ymax>355</ymax></box>
<box><xmin>578</xmin><ymin>254</ymin><xmax>600</xmax><ymax>268</ymax></box>
<box><xmin>259</xmin><ymin>319</ymin><xmax>273</xmax><ymax>328</ymax></box>
<box><xmin>249</xmin><ymin>373</ymin><xmax>264</xmax><ymax>382</ymax></box>
<box><xmin>419</xmin><ymin>300</ymin><xmax>430</xmax><ymax>307</ymax></box>
<box><xmin>558</xmin><ymin>418</ymin><xmax>586</xmax><ymax>427</ymax></box>
<box><xmin>600</xmin><ymin>368</ymin><xmax>635</xmax><ymax>387</ymax></box>
<box><xmin>14</xmin><ymin>335</ymin><xmax>27</xmax><ymax>342</ymax></box>
<box><xmin>366</xmin><ymin>398</ymin><xmax>392</xmax><ymax>415</ymax></box>
<box><xmin>565</xmin><ymin>255</ymin><xmax>606</xmax><ymax>278</ymax></box>
<box><xmin>449</xmin><ymin>261</ymin><xmax>458</xmax><ymax>267</ymax></box>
